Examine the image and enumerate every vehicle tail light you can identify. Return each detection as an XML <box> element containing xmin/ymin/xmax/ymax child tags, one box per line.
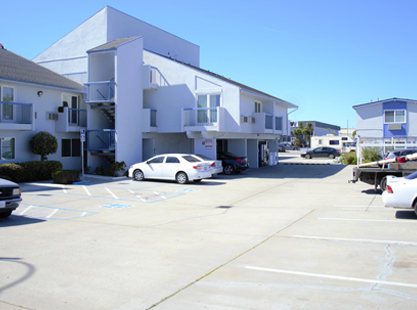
<box><xmin>193</xmin><ymin>165</ymin><xmax>202</xmax><ymax>170</ymax></box>
<box><xmin>237</xmin><ymin>158</ymin><xmax>242</xmax><ymax>163</ymax></box>
<box><xmin>386</xmin><ymin>185</ymin><xmax>393</xmax><ymax>194</ymax></box>
<box><xmin>210</xmin><ymin>162</ymin><xmax>215</xmax><ymax>167</ymax></box>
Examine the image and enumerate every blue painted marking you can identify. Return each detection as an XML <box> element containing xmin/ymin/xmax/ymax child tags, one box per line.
<box><xmin>177</xmin><ymin>188</ymin><xmax>200</xmax><ymax>193</ymax></box>
<box><xmin>101</xmin><ymin>204</ymin><xmax>132</xmax><ymax>210</ymax></box>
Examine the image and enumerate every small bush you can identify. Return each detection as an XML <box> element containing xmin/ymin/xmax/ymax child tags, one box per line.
<box><xmin>52</xmin><ymin>170</ymin><xmax>80</xmax><ymax>184</ymax></box>
<box><xmin>362</xmin><ymin>147</ymin><xmax>382</xmax><ymax>163</ymax></box>
<box><xmin>0</xmin><ymin>163</ymin><xmax>24</xmax><ymax>182</ymax></box>
<box><xmin>341</xmin><ymin>152</ymin><xmax>357</xmax><ymax>165</ymax></box>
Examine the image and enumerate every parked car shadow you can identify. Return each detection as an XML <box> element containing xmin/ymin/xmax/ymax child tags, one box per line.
<box><xmin>395</xmin><ymin>210</ymin><xmax>417</xmax><ymax>220</ymax></box>
<box><xmin>0</xmin><ymin>215</ymin><xmax>45</xmax><ymax>227</ymax></box>
<box><xmin>361</xmin><ymin>189</ymin><xmax>382</xmax><ymax>195</ymax></box>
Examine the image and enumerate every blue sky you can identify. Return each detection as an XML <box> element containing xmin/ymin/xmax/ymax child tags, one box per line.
<box><xmin>2</xmin><ymin>0</ymin><xmax>417</xmax><ymax>129</ymax></box>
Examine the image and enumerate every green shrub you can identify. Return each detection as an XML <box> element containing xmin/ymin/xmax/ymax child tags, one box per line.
<box><xmin>52</xmin><ymin>170</ymin><xmax>80</xmax><ymax>184</ymax></box>
<box><xmin>362</xmin><ymin>147</ymin><xmax>382</xmax><ymax>163</ymax></box>
<box><xmin>0</xmin><ymin>163</ymin><xmax>24</xmax><ymax>182</ymax></box>
<box><xmin>0</xmin><ymin>161</ymin><xmax>62</xmax><ymax>183</ymax></box>
<box><xmin>341</xmin><ymin>152</ymin><xmax>357</xmax><ymax>165</ymax></box>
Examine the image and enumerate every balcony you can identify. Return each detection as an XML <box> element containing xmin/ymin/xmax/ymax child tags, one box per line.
<box><xmin>142</xmin><ymin>109</ymin><xmax>157</xmax><ymax>132</ymax></box>
<box><xmin>253</xmin><ymin>112</ymin><xmax>274</xmax><ymax>134</ymax></box>
<box><xmin>182</xmin><ymin>107</ymin><xmax>225</xmax><ymax>132</ymax></box>
<box><xmin>56</xmin><ymin>107</ymin><xmax>87</xmax><ymax>132</ymax></box>
<box><xmin>0</xmin><ymin>101</ymin><xmax>33</xmax><ymax>130</ymax></box>
<box><xmin>84</xmin><ymin>81</ymin><xmax>116</xmax><ymax>104</ymax></box>
<box><xmin>85</xmin><ymin>129</ymin><xmax>115</xmax><ymax>152</ymax></box>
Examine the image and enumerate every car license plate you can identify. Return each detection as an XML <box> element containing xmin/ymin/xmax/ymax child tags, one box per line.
<box><xmin>0</xmin><ymin>201</ymin><xmax>5</xmax><ymax>208</ymax></box>
<box><xmin>204</xmin><ymin>167</ymin><xmax>208</xmax><ymax>170</ymax></box>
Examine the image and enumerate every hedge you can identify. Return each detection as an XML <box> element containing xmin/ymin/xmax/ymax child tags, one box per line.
<box><xmin>0</xmin><ymin>161</ymin><xmax>63</xmax><ymax>183</ymax></box>
<box><xmin>52</xmin><ymin>170</ymin><xmax>80</xmax><ymax>184</ymax></box>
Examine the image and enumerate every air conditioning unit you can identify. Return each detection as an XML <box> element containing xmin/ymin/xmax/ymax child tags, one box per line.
<box><xmin>241</xmin><ymin>116</ymin><xmax>248</xmax><ymax>123</ymax></box>
<box><xmin>248</xmin><ymin>117</ymin><xmax>255</xmax><ymax>124</ymax></box>
<box><xmin>46</xmin><ymin>113</ymin><xmax>58</xmax><ymax>121</ymax></box>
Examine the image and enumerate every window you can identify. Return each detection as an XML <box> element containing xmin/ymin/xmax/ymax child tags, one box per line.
<box><xmin>166</xmin><ymin>157</ymin><xmax>180</xmax><ymax>163</ymax></box>
<box><xmin>63</xmin><ymin>94</ymin><xmax>79</xmax><ymax>124</ymax></box>
<box><xmin>1</xmin><ymin>86</ymin><xmax>15</xmax><ymax>121</ymax></box>
<box><xmin>182</xmin><ymin>155</ymin><xmax>200</xmax><ymax>163</ymax></box>
<box><xmin>1</xmin><ymin>138</ymin><xmax>15</xmax><ymax>160</ymax></box>
<box><xmin>62</xmin><ymin>139</ymin><xmax>81</xmax><ymax>157</ymax></box>
<box><xmin>275</xmin><ymin>117</ymin><xmax>282</xmax><ymax>130</ymax></box>
<box><xmin>329</xmin><ymin>140</ymin><xmax>340</xmax><ymax>145</ymax></box>
<box><xmin>384</xmin><ymin>110</ymin><xmax>406</xmax><ymax>123</ymax></box>
<box><xmin>318</xmin><ymin>140</ymin><xmax>322</xmax><ymax>145</ymax></box>
<box><xmin>197</xmin><ymin>94</ymin><xmax>220</xmax><ymax>123</ymax></box>
<box><xmin>255</xmin><ymin>102</ymin><xmax>261</xmax><ymax>113</ymax></box>
<box><xmin>148</xmin><ymin>156</ymin><xmax>164</xmax><ymax>164</ymax></box>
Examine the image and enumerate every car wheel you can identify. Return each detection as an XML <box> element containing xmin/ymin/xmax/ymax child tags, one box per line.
<box><xmin>176</xmin><ymin>172</ymin><xmax>188</xmax><ymax>184</ymax></box>
<box><xmin>0</xmin><ymin>210</ymin><xmax>12</xmax><ymax>218</ymax></box>
<box><xmin>194</xmin><ymin>179</ymin><xmax>202</xmax><ymax>183</ymax></box>
<box><xmin>380</xmin><ymin>177</ymin><xmax>387</xmax><ymax>192</ymax></box>
<box><xmin>329</xmin><ymin>154</ymin><xmax>335</xmax><ymax>159</ymax></box>
<box><xmin>223</xmin><ymin>165</ymin><xmax>234</xmax><ymax>175</ymax></box>
<box><xmin>414</xmin><ymin>199</ymin><xmax>417</xmax><ymax>216</ymax></box>
<box><xmin>133</xmin><ymin>169</ymin><xmax>145</xmax><ymax>181</ymax></box>
<box><xmin>305</xmin><ymin>154</ymin><xmax>311</xmax><ymax>159</ymax></box>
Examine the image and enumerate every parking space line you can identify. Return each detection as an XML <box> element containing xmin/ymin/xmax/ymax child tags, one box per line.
<box><xmin>105</xmin><ymin>187</ymin><xmax>118</xmax><ymax>199</ymax></box>
<box><xmin>46</xmin><ymin>209</ymin><xmax>59</xmax><ymax>218</ymax></box>
<box><xmin>19</xmin><ymin>205</ymin><xmax>33</xmax><ymax>215</ymax></box>
<box><xmin>245</xmin><ymin>266</ymin><xmax>417</xmax><ymax>289</ymax></box>
<box><xmin>293</xmin><ymin>235</ymin><xmax>417</xmax><ymax>247</ymax></box>
<box><xmin>83</xmin><ymin>185</ymin><xmax>92</xmax><ymax>196</ymax></box>
<box><xmin>318</xmin><ymin>217</ymin><xmax>416</xmax><ymax>223</ymax></box>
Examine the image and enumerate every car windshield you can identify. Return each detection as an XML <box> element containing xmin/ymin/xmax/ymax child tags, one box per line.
<box><xmin>405</xmin><ymin>171</ymin><xmax>417</xmax><ymax>180</ymax></box>
<box><xmin>195</xmin><ymin>154</ymin><xmax>213</xmax><ymax>161</ymax></box>
<box><xmin>182</xmin><ymin>155</ymin><xmax>201</xmax><ymax>163</ymax></box>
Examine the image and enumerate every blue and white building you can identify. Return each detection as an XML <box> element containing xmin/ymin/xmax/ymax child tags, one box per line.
<box><xmin>353</xmin><ymin>97</ymin><xmax>417</xmax><ymax>158</ymax></box>
<box><xmin>32</xmin><ymin>6</ymin><xmax>297</xmax><ymax>170</ymax></box>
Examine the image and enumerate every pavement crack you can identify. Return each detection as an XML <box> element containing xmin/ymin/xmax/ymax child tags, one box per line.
<box><xmin>146</xmin><ymin>208</ymin><xmax>315</xmax><ymax>309</ymax></box>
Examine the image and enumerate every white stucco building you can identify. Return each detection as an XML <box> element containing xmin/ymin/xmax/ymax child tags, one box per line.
<box><xmin>33</xmin><ymin>6</ymin><xmax>297</xmax><ymax>171</ymax></box>
<box><xmin>0</xmin><ymin>47</ymin><xmax>85</xmax><ymax>168</ymax></box>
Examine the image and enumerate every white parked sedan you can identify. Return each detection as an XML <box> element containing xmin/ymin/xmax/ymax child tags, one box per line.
<box><xmin>382</xmin><ymin>172</ymin><xmax>417</xmax><ymax>215</ymax></box>
<box><xmin>191</xmin><ymin>154</ymin><xmax>223</xmax><ymax>175</ymax></box>
<box><xmin>128</xmin><ymin>154</ymin><xmax>212</xmax><ymax>184</ymax></box>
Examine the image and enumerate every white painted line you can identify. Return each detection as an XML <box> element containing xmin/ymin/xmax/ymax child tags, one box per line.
<box><xmin>318</xmin><ymin>217</ymin><xmax>417</xmax><ymax>223</ymax></box>
<box><xmin>105</xmin><ymin>187</ymin><xmax>118</xmax><ymax>199</ymax></box>
<box><xmin>333</xmin><ymin>205</ymin><xmax>384</xmax><ymax>208</ymax></box>
<box><xmin>30</xmin><ymin>183</ymin><xmax>67</xmax><ymax>188</ymax></box>
<box><xmin>19</xmin><ymin>205</ymin><xmax>33</xmax><ymax>215</ymax></box>
<box><xmin>245</xmin><ymin>266</ymin><xmax>417</xmax><ymax>289</ymax></box>
<box><xmin>83</xmin><ymin>186</ymin><xmax>92</xmax><ymax>196</ymax></box>
<box><xmin>46</xmin><ymin>209</ymin><xmax>59</xmax><ymax>219</ymax></box>
<box><xmin>293</xmin><ymin>235</ymin><xmax>417</xmax><ymax>247</ymax></box>
<box><xmin>62</xmin><ymin>185</ymin><xmax>67</xmax><ymax>194</ymax></box>
<box><xmin>81</xmin><ymin>212</ymin><xmax>87</xmax><ymax>217</ymax></box>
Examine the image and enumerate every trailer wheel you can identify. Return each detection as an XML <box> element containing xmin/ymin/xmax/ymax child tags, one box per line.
<box><xmin>380</xmin><ymin>177</ymin><xmax>387</xmax><ymax>192</ymax></box>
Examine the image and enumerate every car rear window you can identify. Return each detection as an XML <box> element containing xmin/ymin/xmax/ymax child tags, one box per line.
<box><xmin>195</xmin><ymin>154</ymin><xmax>212</xmax><ymax>161</ymax></box>
<box><xmin>405</xmin><ymin>172</ymin><xmax>417</xmax><ymax>180</ymax></box>
<box><xmin>182</xmin><ymin>156</ymin><xmax>201</xmax><ymax>163</ymax></box>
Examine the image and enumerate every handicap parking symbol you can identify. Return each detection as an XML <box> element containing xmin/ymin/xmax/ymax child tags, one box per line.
<box><xmin>177</xmin><ymin>188</ymin><xmax>200</xmax><ymax>193</ymax></box>
<box><xmin>101</xmin><ymin>204</ymin><xmax>132</xmax><ymax>210</ymax></box>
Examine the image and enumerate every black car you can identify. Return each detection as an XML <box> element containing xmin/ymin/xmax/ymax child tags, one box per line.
<box><xmin>217</xmin><ymin>151</ymin><xmax>249</xmax><ymax>175</ymax></box>
<box><xmin>0</xmin><ymin>178</ymin><xmax>22</xmax><ymax>218</ymax></box>
<box><xmin>301</xmin><ymin>147</ymin><xmax>341</xmax><ymax>159</ymax></box>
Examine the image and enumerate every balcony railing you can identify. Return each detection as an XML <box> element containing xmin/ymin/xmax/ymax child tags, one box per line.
<box><xmin>84</xmin><ymin>81</ymin><xmax>116</xmax><ymax>103</ymax></box>
<box><xmin>183</xmin><ymin>107</ymin><xmax>218</xmax><ymax>126</ymax></box>
<box><xmin>0</xmin><ymin>101</ymin><xmax>32</xmax><ymax>124</ymax></box>
<box><xmin>85</xmin><ymin>129</ymin><xmax>115</xmax><ymax>151</ymax></box>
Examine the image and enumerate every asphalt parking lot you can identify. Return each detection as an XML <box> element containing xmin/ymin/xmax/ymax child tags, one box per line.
<box><xmin>1</xmin><ymin>153</ymin><xmax>417</xmax><ymax>310</ymax></box>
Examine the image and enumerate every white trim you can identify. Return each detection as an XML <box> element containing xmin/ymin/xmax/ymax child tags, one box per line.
<box><xmin>384</xmin><ymin>109</ymin><xmax>406</xmax><ymax>124</ymax></box>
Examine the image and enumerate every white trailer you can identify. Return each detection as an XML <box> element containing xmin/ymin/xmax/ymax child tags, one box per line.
<box><xmin>311</xmin><ymin>135</ymin><xmax>356</xmax><ymax>153</ymax></box>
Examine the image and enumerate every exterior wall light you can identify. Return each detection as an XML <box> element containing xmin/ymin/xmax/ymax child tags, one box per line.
<box><xmin>37</xmin><ymin>91</ymin><xmax>43</xmax><ymax>97</ymax></box>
